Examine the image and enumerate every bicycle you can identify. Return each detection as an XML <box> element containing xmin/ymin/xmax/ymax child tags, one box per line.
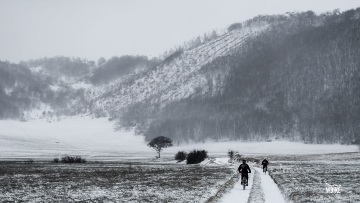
<box><xmin>240</xmin><ymin>174</ymin><xmax>248</xmax><ymax>190</ymax></box>
<box><xmin>263</xmin><ymin>165</ymin><xmax>267</xmax><ymax>174</ymax></box>
<box><xmin>238</xmin><ymin>160</ymin><xmax>251</xmax><ymax>190</ymax></box>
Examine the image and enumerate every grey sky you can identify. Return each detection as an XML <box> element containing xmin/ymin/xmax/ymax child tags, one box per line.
<box><xmin>0</xmin><ymin>0</ymin><xmax>359</xmax><ymax>63</ymax></box>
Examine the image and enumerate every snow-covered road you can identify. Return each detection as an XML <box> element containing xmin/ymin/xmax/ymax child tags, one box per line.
<box><xmin>254</xmin><ymin>167</ymin><xmax>286</xmax><ymax>203</ymax></box>
<box><xmin>220</xmin><ymin>171</ymin><xmax>254</xmax><ymax>203</ymax></box>
<box><xmin>220</xmin><ymin>167</ymin><xmax>286</xmax><ymax>203</ymax></box>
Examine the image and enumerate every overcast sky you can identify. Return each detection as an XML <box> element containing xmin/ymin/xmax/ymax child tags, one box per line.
<box><xmin>0</xmin><ymin>0</ymin><xmax>359</xmax><ymax>63</ymax></box>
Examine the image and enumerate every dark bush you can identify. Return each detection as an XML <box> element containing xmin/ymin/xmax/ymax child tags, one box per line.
<box><xmin>53</xmin><ymin>158</ymin><xmax>59</xmax><ymax>163</ymax></box>
<box><xmin>228</xmin><ymin>150</ymin><xmax>235</xmax><ymax>159</ymax></box>
<box><xmin>175</xmin><ymin>151</ymin><xmax>187</xmax><ymax>162</ymax></box>
<box><xmin>186</xmin><ymin>150</ymin><xmax>208</xmax><ymax>164</ymax></box>
<box><xmin>60</xmin><ymin>156</ymin><xmax>86</xmax><ymax>163</ymax></box>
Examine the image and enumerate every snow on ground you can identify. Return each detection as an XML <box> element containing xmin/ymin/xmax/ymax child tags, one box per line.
<box><xmin>201</xmin><ymin>157</ymin><xmax>230</xmax><ymax>165</ymax></box>
<box><xmin>0</xmin><ymin>162</ymin><xmax>234</xmax><ymax>202</ymax></box>
<box><xmin>254</xmin><ymin>167</ymin><xmax>286</xmax><ymax>203</ymax></box>
<box><xmin>0</xmin><ymin>117</ymin><xmax>152</xmax><ymax>160</ymax></box>
<box><xmin>168</xmin><ymin>140</ymin><xmax>358</xmax><ymax>157</ymax></box>
<box><xmin>247</xmin><ymin>170</ymin><xmax>265</xmax><ymax>203</ymax></box>
<box><xmin>0</xmin><ymin>117</ymin><xmax>358</xmax><ymax>160</ymax></box>
<box><xmin>23</xmin><ymin>103</ymin><xmax>54</xmax><ymax>120</ymax></box>
<box><xmin>220</xmin><ymin>169</ymin><xmax>254</xmax><ymax>203</ymax></box>
<box><xmin>269</xmin><ymin>153</ymin><xmax>360</xmax><ymax>202</ymax></box>
<box><xmin>220</xmin><ymin>167</ymin><xmax>286</xmax><ymax>203</ymax></box>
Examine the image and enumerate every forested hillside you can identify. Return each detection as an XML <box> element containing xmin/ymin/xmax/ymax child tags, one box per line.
<box><xmin>0</xmin><ymin>55</ymin><xmax>156</xmax><ymax>119</ymax></box>
<box><xmin>0</xmin><ymin>61</ymin><xmax>49</xmax><ymax>118</ymax></box>
<box><xmin>0</xmin><ymin>59</ymin><xmax>92</xmax><ymax>119</ymax></box>
<box><xmin>137</xmin><ymin>9</ymin><xmax>360</xmax><ymax>144</ymax></box>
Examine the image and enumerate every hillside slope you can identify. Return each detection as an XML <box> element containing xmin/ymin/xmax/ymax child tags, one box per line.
<box><xmin>130</xmin><ymin>9</ymin><xmax>360</xmax><ymax>144</ymax></box>
<box><xmin>93</xmin><ymin>22</ymin><xmax>269</xmax><ymax>115</ymax></box>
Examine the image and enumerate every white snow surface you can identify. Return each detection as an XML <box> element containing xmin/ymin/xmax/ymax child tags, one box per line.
<box><xmin>0</xmin><ymin>117</ymin><xmax>152</xmax><ymax>160</ymax></box>
<box><xmin>170</xmin><ymin>140</ymin><xmax>358</xmax><ymax>157</ymax></box>
<box><xmin>254</xmin><ymin>167</ymin><xmax>286</xmax><ymax>203</ymax></box>
<box><xmin>0</xmin><ymin>117</ymin><xmax>358</xmax><ymax>160</ymax></box>
<box><xmin>23</xmin><ymin>102</ymin><xmax>54</xmax><ymax>120</ymax></box>
<box><xmin>221</xmin><ymin>170</ymin><xmax>254</xmax><ymax>203</ymax></box>
<box><xmin>221</xmin><ymin>167</ymin><xmax>286</xmax><ymax>203</ymax></box>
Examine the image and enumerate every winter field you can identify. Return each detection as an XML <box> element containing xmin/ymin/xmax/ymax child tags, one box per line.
<box><xmin>0</xmin><ymin>117</ymin><xmax>359</xmax><ymax>202</ymax></box>
<box><xmin>0</xmin><ymin>161</ymin><xmax>235</xmax><ymax>202</ymax></box>
<box><xmin>0</xmin><ymin>117</ymin><xmax>357</xmax><ymax>161</ymax></box>
<box><xmin>269</xmin><ymin>152</ymin><xmax>360</xmax><ymax>202</ymax></box>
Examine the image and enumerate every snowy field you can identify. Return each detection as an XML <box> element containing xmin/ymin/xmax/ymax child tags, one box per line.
<box><xmin>0</xmin><ymin>162</ymin><xmax>234</xmax><ymax>202</ymax></box>
<box><xmin>0</xmin><ymin>117</ymin><xmax>358</xmax><ymax>161</ymax></box>
<box><xmin>212</xmin><ymin>152</ymin><xmax>360</xmax><ymax>203</ymax></box>
<box><xmin>269</xmin><ymin>152</ymin><xmax>360</xmax><ymax>202</ymax></box>
<box><xmin>1</xmin><ymin>154</ymin><xmax>358</xmax><ymax>202</ymax></box>
<box><xmin>0</xmin><ymin>117</ymin><xmax>359</xmax><ymax>202</ymax></box>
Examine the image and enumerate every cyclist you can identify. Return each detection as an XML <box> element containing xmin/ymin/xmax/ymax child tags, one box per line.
<box><xmin>262</xmin><ymin>158</ymin><xmax>269</xmax><ymax>174</ymax></box>
<box><xmin>238</xmin><ymin>160</ymin><xmax>251</xmax><ymax>186</ymax></box>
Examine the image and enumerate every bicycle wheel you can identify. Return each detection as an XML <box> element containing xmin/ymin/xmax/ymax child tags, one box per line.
<box><xmin>241</xmin><ymin>177</ymin><xmax>247</xmax><ymax>190</ymax></box>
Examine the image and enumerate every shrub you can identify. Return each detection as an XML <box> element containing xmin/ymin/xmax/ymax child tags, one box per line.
<box><xmin>228</xmin><ymin>150</ymin><xmax>235</xmax><ymax>159</ymax></box>
<box><xmin>53</xmin><ymin>158</ymin><xmax>59</xmax><ymax>163</ymax></box>
<box><xmin>186</xmin><ymin>150</ymin><xmax>208</xmax><ymax>164</ymax></box>
<box><xmin>60</xmin><ymin>156</ymin><xmax>86</xmax><ymax>163</ymax></box>
<box><xmin>233</xmin><ymin>153</ymin><xmax>242</xmax><ymax>162</ymax></box>
<box><xmin>175</xmin><ymin>151</ymin><xmax>187</xmax><ymax>162</ymax></box>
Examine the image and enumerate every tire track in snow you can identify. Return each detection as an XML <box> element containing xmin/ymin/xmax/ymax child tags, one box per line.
<box><xmin>205</xmin><ymin>173</ymin><xmax>240</xmax><ymax>203</ymax></box>
<box><xmin>247</xmin><ymin>170</ymin><xmax>265</xmax><ymax>203</ymax></box>
<box><xmin>254</xmin><ymin>167</ymin><xmax>286</xmax><ymax>203</ymax></box>
<box><xmin>218</xmin><ymin>167</ymin><xmax>286</xmax><ymax>203</ymax></box>
<box><xmin>219</xmin><ymin>169</ymin><xmax>254</xmax><ymax>203</ymax></box>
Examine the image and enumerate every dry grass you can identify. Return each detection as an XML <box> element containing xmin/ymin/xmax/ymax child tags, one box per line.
<box><xmin>0</xmin><ymin>161</ymin><xmax>234</xmax><ymax>202</ymax></box>
<box><xmin>268</xmin><ymin>152</ymin><xmax>360</xmax><ymax>203</ymax></box>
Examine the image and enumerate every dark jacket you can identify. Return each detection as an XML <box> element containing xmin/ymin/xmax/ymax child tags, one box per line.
<box><xmin>262</xmin><ymin>159</ymin><xmax>269</xmax><ymax>166</ymax></box>
<box><xmin>238</xmin><ymin>163</ymin><xmax>251</xmax><ymax>174</ymax></box>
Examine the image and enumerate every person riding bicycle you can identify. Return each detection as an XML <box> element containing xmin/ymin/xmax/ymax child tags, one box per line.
<box><xmin>238</xmin><ymin>160</ymin><xmax>251</xmax><ymax>186</ymax></box>
<box><xmin>262</xmin><ymin>158</ymin><xmax>269</xmax><ymax>173</ymax></box>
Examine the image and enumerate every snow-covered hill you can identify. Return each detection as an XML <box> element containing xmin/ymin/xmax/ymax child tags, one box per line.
<box><xmin>93</xmin><ymin>23</ymin><xmax>269</xmax><ymax>113</ymax></box>
<box><xmin>10</xmin><ymin>22</ymin><xmax>270</xmax><ymax>121</ymax></box>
